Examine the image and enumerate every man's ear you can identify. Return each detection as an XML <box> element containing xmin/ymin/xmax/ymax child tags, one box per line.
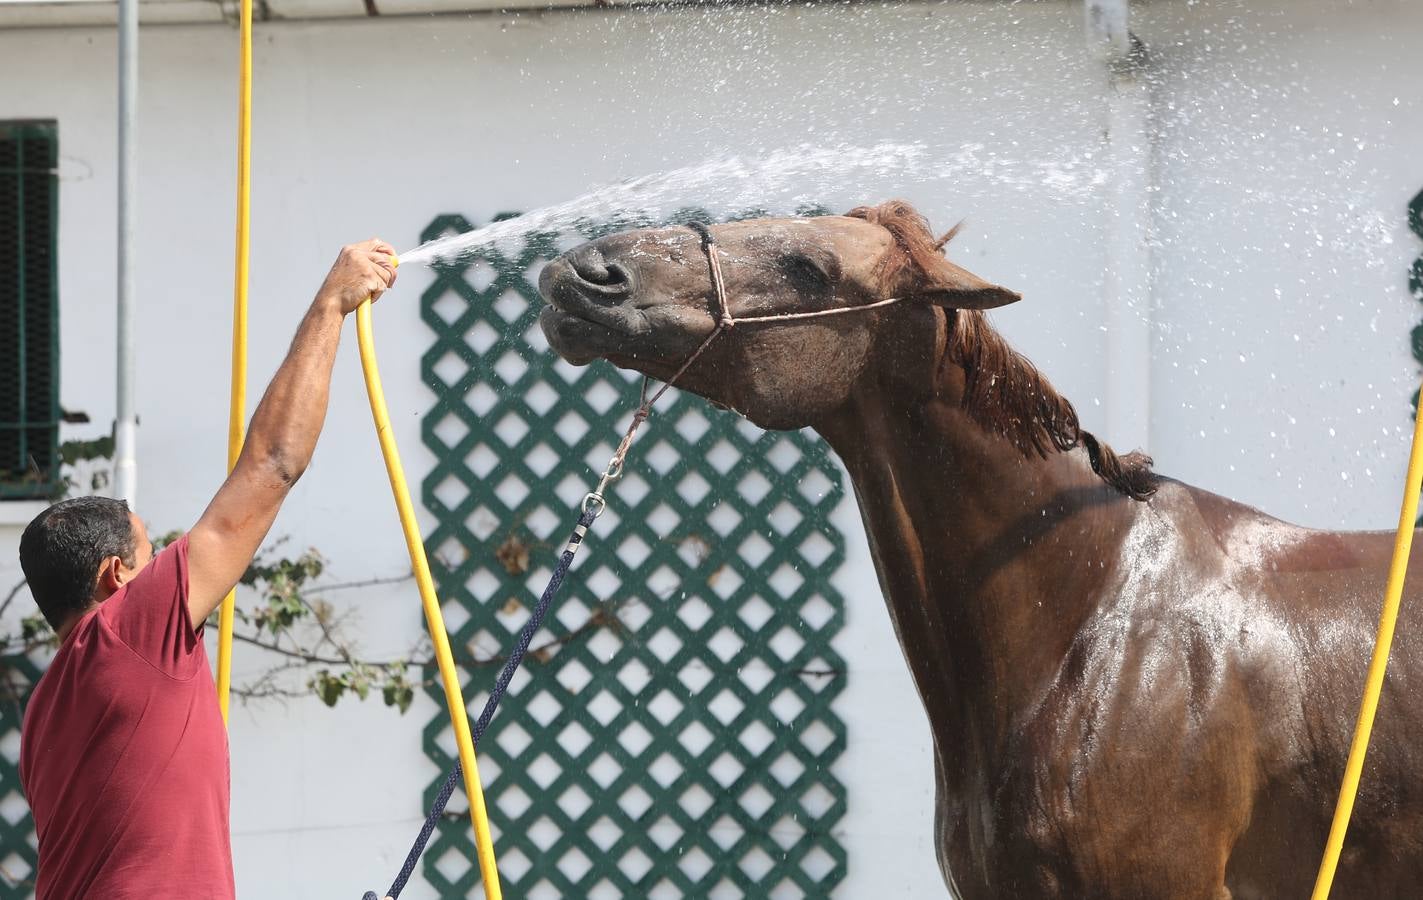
<box><xmin>97</xmin><ymin>556</ymin><xmax>126</xmax><ymax>595</ymax></box>
<box><xmin>914</xmin><ymin>255</ymin><xmax>1021</xmax><ymax>310</ymax></box>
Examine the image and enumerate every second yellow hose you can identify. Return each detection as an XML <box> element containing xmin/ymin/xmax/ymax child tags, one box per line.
<box><xmin>216</xmin><ymin>0</ymin><xmax>253</xmax><ymax>725</ymax></box>
<box><xmin>1311</xmin><ymin>388</ymin><xmax>1423</xmax><ymax>898</ymax></box>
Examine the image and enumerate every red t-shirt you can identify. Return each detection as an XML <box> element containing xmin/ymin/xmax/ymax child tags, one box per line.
<box><xmin>20</xmin><ymin>535</ymin><xmax>234</xmax><ymax>900</ymax></box>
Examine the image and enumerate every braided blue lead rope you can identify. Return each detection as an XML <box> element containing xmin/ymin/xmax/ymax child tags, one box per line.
<box><xmin>365</xmin><ymin>506</ymin><xmax>600</xmax><ymax>900</ymax></box>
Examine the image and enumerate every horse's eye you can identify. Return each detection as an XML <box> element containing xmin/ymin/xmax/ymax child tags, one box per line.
<box><xmin>779</xmin><ymin>253</ymin><xmax>836</xmax><ymax>291</ymax></box>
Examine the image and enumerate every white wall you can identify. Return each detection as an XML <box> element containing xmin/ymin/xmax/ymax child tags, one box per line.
<box><xmin>0</xmin><ymin>0</ymin><xmax>1420</xmax><ymax>896</ymax></box>
<box><xmin>1139</xmin><ymin>0</ymin><xmax>1423</xmax><ymax>529</ymax></box>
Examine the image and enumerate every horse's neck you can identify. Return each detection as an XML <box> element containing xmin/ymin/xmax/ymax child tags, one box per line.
<box><xmin>817</xmin><ymin>376</ymin><xmax>1141</xmax><ymax>762</ymax></box>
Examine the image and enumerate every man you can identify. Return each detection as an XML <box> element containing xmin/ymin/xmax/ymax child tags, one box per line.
<box><xmin>18</xmin><ymin>240</ymin><xmax>398</xmax><ymax>899</ymax></box>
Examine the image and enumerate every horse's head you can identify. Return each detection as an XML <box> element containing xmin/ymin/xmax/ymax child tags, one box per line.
<box><xmin>538</xmin><ymin>201</ymin><xmax>1021</xmax><ymax>429</ymax></box>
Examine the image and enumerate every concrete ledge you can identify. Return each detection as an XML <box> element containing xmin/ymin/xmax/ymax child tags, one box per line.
<box><xmin>0</xmin><ymin>501</ymin><xmax>47</xmax><ymax>529</ymax></box>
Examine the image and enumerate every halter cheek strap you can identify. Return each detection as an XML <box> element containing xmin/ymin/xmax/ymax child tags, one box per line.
<box><xmin>686</xmin><ymin>220</ymin><xmax>735</xmax><ymax>330</ymax></box>
<box><xmin>685</xmin><ymin>220</ymin><xmax>904</xmax><ymax>331</ymax></box>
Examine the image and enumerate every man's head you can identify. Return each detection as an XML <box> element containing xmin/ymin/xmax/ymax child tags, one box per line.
<box><xmin>19</xmin><ymin>497</ymin><xmax>154</xmax><ymax>631</ymax></box>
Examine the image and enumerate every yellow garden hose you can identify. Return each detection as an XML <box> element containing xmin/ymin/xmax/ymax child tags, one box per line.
<box><xmin>1312</xmin><ymin>390</ymin><xmax>1423</xmax><ymax>898</ymax></box>
<box><xmin>355</xmin><ymin>288</ymin><xmax>504</xmax><ymax>899</ymax></box>
<box><xmin>216</xmin><ymin>0</ymin><xmax>495</xmax><ymax>874</ymax></box>
<box><xmin>216</xmin><ymin>0</ymin><xmax>253</xmax><ymax>725</ymax></box>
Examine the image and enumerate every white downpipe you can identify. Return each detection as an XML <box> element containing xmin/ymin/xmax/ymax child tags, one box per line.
<box><xmin>1086</xmin><ymin>0</ymin><xmax>1154</xmax><ymax>455</ymax></box>
<box><xmin>114</xmin><ymin>0</ymin><xmax>138</xmax><ymax>506</ymax></box>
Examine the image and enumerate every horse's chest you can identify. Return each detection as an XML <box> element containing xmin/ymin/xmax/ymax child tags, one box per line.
<box><xmin>937</xmin><ymin>610</ymin><xmax>1263</xmax><ymax>898</ymax></box>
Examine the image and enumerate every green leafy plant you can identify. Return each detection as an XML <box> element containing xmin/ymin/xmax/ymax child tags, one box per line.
<box><xmin>5</xmin><ymin>441</ymin><xmax>619</xmax><ymax>716</ymax></box>
<box><xmin>218</xmin><ymin>538</ymin><xmax>424</xmax><ymax>713</ymax></box>
<box><xmin>56</xmin><ymin>435</ymin><xmax>115</xmax><ymax>496</ymax></box>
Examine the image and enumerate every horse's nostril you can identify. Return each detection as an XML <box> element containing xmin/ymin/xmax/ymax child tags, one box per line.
<box><xmin>569</xmin><ymin>247</ymin><xmax>609</xmax><ymax>282</ymax></box>
<box><xmin>569</xmin><ymin>246</ymin><xmax>630</xmax><ymax>291</ymax></box>
<box><xmin>601</xmin><ymin>264</ymin><xmax>631</xmax><ymax>287</ymax></box>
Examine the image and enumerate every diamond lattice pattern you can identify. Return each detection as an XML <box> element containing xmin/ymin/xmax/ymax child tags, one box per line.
<box><xmin>417</xmin><ymin>212</ymin><xmax>848</xmax><ymax>897</ymax></box>
<box><xmin>0</xmin><ymin>656</ymin><xmax>45</xmax><ymax>898</ymax></box>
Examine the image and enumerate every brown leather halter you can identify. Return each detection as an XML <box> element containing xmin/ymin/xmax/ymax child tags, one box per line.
<box><xmin>583</xmin><ymin>220</ymin><xmax>904</xmax><ymax>511</ymax></box>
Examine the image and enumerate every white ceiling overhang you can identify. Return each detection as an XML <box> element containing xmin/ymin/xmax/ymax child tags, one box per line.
<box><xmin>0</xmin><ymin>0</ymin><xmax>611</xmax><ymax>28</ymax></box>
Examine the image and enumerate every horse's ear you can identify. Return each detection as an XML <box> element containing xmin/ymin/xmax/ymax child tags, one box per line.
<box><xmin>913</xmin><ymin>257</ymin><xmax>1021</xmax><ymax>310</ymax></box>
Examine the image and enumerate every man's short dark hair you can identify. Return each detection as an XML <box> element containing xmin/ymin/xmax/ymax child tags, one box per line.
<box><xmin>19</xmin><ymin>497</ymin><xmax>136</xmax><ymax>630</ymax></box>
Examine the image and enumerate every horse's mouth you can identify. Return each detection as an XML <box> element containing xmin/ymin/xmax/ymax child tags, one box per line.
<box><xmin>537</xmin><ymin>256</ymin><xmax>650</xmax><ymax>364</ymax></box>
<box><xmin>538</xmin><ymin>256</ymin><xmax>711</xmax><ymax>368</ymax></box>
<box><xmin>538</xmin><ymin>304</ymin><xmax>637</xmax><ymax>365</ymax></box>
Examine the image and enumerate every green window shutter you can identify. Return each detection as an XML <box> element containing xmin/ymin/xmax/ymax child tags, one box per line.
<box><xmin>0</xmin><ymin>121</ymin><xmax>60</xmax><ymax>500</ymax></box>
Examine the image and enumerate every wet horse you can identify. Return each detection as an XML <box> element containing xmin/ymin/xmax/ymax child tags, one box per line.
<box><xmin>538</xmin><ymin>201</ymin><xmax>1423</xmax><ymax>899</ymax></box>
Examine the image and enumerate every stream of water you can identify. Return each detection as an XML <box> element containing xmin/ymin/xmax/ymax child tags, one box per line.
<box><xmin>396</xmin><ymin>140</ymin><xmax>1115</xmax><ymax>267</ymax></box>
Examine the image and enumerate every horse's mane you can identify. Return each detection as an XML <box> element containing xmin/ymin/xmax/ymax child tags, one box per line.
<box><xmin>846</xmin><ymin>200</ymin><xmax>1157</xmax><ymax>501</ymax></box>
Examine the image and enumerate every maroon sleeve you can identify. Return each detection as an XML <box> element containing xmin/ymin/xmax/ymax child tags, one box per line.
<box><xmin>99</xmin><ymin>534</ymin><xmax>203</xmax><ymax>675</ymax></box>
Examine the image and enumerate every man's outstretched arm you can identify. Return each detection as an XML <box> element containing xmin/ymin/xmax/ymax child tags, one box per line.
<box><xmin>185</xmin><ymin>240</ymin><xmax>397</xmax><ymax>628</ymax></box>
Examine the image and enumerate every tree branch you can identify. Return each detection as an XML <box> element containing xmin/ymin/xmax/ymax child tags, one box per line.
<box><xmin>0</xmin><ymin>578</ymin><xmax>29</xmax><ymax>622</ymax></box>
<box><xmin>308</xmin><ymin>573</ymin><xmax>415</xmax><ymax>594</ymax></box>
<box><xmin>225</xmin><ymin>608</ymin><xmax>615</xmax><ymax>671</ymax></box>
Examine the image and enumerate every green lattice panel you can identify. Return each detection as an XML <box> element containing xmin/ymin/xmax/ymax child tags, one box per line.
<box><xmin>0</xmin><ymin>655</ymin><xmax>45</xmax><ymax>897</ymax></box>
<box><xmin>418</xmin><ymin>212</ymin><xmax>848</xmax><ymax>897</ymax></box>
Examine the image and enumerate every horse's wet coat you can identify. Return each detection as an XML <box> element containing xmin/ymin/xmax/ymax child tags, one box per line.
<box><xmin>538</xmin><ymin>201</ymin><xmax>1423</xmax><ymax>899</ymax></box>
